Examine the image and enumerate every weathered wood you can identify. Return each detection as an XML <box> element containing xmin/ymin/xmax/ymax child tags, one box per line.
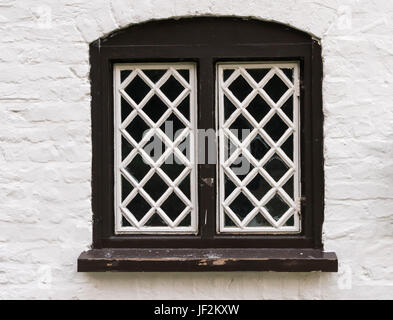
<box><xmin>78</xmin><ymin>248</ymin><xmax>338</xmax><ymax>272</ymax></box>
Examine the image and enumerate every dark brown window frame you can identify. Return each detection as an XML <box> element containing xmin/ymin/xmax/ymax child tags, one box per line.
<box><xmin>78</xmin><ymin>17</ymin><xmax>337</xmax><ymax>272</ymax></box>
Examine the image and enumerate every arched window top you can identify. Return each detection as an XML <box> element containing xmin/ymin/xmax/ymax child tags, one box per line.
<box><xmin>94</xmin><ymin>17</ymin><xmax>312</xmax><ymax>47</ymax></box>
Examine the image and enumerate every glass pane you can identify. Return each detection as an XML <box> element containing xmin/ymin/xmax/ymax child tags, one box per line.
<box><xmin>282</xmin><ymin>176</ymin><xmax>294</xmax><ymax>198</ymax></box>
<box><xmin>178</xmin><ymin>213</ymin><xmax>191</xmax><ymax>227</ymax></box>
<box><xmin>284</xmin><ymin>215</ymin><xmax>294</xmax><ymax>226</ymax></box>
<box><xmin>223</xmin><ymin>69</ymin><xmax>234</xmax><ymax>82</ymax></box>
<box><xmin>224</xmin><ymin>95</ymin><xmax>237</xmax><ymax>122</ymax></box>
<box><xmin>160</xmin><ymin>75</ymin><xmax>185</xmax><ymax>102</ymax></box>
<box><xmin>224</xmin><ymin>174</ymin><xmax>236</xmax><ymax>198</ymax></box>
<box><xmin>263</xmin><ymin>114</ymin><xmax>287</xmax><ymax>142</ymax></box>
<box><xmin>125</xmin><ymin>154</ymin><xmax>151</xmax><ymax>183</ymax></box>
<box><xmin>224</xmin><ymin>211</ymin><xmax>237</xmax><ymax>227</ymax></box>
<box><xmin>143</xmin><ymin>69</ymin><xmax>166</xmax><ymax>83</ymax></box>
<box><xmin>246</xmin><ymin>94</ymin><xmax>270</xmax><ymax>123</ymax></box>
<box><xmin>281</xmin><ymin>134</ymin><xmax>293</xmax><ymax>159</ymax></box>
<box><xmin>121</xmin><ymin>175</ymin><xmax>132</xmax><ymax>201</ymax></box>
<box><xmin>143</xmin><ymin>134</ymin><xmax>167</xmax><ymax>163</ymax></box>
<box><xmin>228</xmin><ymin>75</ymin><xmax>253</xmax><ymax>101</ymax></box>
<box><xmin>161</xmin><ymin>193</ymin><xmax>186</xmax><ymax>221</ymax></box>
<box><xmin>281</xmin><ymin>96</ymin><xmax>293</xmax><ymax>121</ymax></box>
<box><xmin>177</xmin><ymin>95</ymin><xmax>190</xmax><ymax>120</ymax></box>
<box><xmin>142</xmin><ymin>95</ymin><xmax>167</xmax><ymax>123</ymax></box>
<box><xmin>229</xmin><ymin>192</ymin><xmax>254</xmax><ymax>220</ymax></box>
<box><xmin>281</xmin><ymin>68</ymin><xmax>293</xmax><ymax>82</ymax></box>
<box><xmin>145</xmin><ymin>212</ymin><xmax>167</xmax><ymax>226</ymax></box>
<box><xmin>124</xmin><ymin>75</ymin><xmax>151</xmax><ymax>104</ymax></box>
<box><xmin>177</xmin><ymin>69</ymin><xmax>189</xmax><ymax>83</ymax></box>
<box><xmin>143</xmin><ymin>173</ymin><xmax>168</xmax><ymax>201</ymax></box>
<box><xmin>247</xmin><ymin>213</ymin><xmax>270</xmax><ymax>227</ymax></box>
<box><xmin>246</xmin><ymin>174</ymin><xmax>271</xmax><ymax>200</ymax></box>
<box><xmin>160</xmin><ymin>155</ymin><xmax>185</xmax><ymax>181</ymax></box>
<box><xmin>263</xmin><ymin>154</ymin><xmax>289</xmax><ymax>182</ymax></box>
<box><xmin>263</xmin><ymin>74</ymin><xmax>288</xmax><ymax>103</ymax></box>
<box><xmin>121</xmin><ymin>136</ymin><xmax>132</xmax><ymax>160</ymax></box>
<box><xmin>120</xmin><ymin>70</ymin><xmax>131</xmax><ymax>83</ymax></box>
<box><xmin>230</xmin><ymin>153</ymin><xmax>252</xmax><ymax>182</ymax></box>
<box><xmin>229</xmin><ymin>114</ymin><xmax>253</xmax><ymax>142</ymax></box>
<box><xmin>122</xmin><ymin>215</ymin><xmax>132</xmax><ymax>227</ymax></box>
<box><xmin>160</xmin><ymin>112</ymin><xmax>185</xmax><ymax>141</ymax></box>
<box><xmin>246</xmin><ymin>68</ymin><xmax>269</xmax><ymax>83</ymax></box>
<box><xmin>121</xmin><ymin>96</ymin><xmax>132</xmax><ymax>122</ymax></box>
<box><xmin>265</xmin><ymin>194</ymin><xmax>289</xmax><ymax>221</ymax></box>
<box><xmin>125</xmin><ymin>114</ymin><xmax>149</xmax><ymax>143</ymax></box>
<box><xmin>178</xmin><ymin>174</ymin><xmax>190</xmax><ymax>199</ymax></box>
<box><xmin>127</xmin><ymin>193</ymin><xmax>151</xmax><ymax>221</ymax></box>
<box><xmin>249</xmin><ymin>134</ymin><xmax>270</xmax><ymax>161</ymax></box>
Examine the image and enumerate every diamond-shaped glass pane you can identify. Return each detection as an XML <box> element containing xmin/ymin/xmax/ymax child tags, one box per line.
<box><xmin>263</xmin><ymin>113</ymin><xmax>288</xmax><ymax>142</ymax></box>
<box><xmin>230</xmin><ymin>153</ymin><xmax>252</xmax><ymax>182</ymax></box>
<box><xmin>246</xmin><ymin>94</ymin><xmax>271</xmax><ymax>123</ymax></box>
<box><xmin>229</xmin><ymin>114</ymin><xmax>253</xmax><ymax>142</ymax></box>
<box><xmin>127</xmin><ymin>193</ymin><xmax>151</xmax><ymax>221</ymax></box>
<box><xmin>228</xmin><ymin>75</ymin><xmax>253</xmax><ymax>102</ymax></box>
<box><xmin>161</xmin><ymin>193</ymin><xmax>186</xmax><ymax>221</ymax></box>
<box><xmin>124</xmin><ymin>75</ymin><xmax>151</xmax><ymax>104</ymax></box>
<box><xmin>160</xmin><ymin>155</ymin><xmax>185</xmax><ymax>181</ymax></box>
<box><xmin>142</xmin><ymin>95</ymin><xmax>168</xmax><ymax>123</ymax></box>
<box><xmin>143</xmin><ymin>134</ymin><xmax>167</xmax><ymax>163</ymax></box>
<box><xmin>246</xmin><ymin>174</ymin><xmax>271</xmax><ymax>200</ymax></box>
<box><xmin>125</xmin><ymin>154</ymin><xmax>151</xmax><ymax>183</ymax></box>
<box><xmin>263</xmin><ymin>154</ymin><xmax>289</xmax><ymax>182</ymax></box>
<box><xmin>263</xmin><ymin>74</ymin><xmax>289</xmax><ymax>103</ymax></box>
<box><xmin>249</xmin><ymin>134</ymin><xmax>270</xmax><ymax>161</ymax></box>
<box><xmin>160</xmin><ymin>113</ymin><xmax>185</xmax><ymax>141</ymax></box>
<box><xmin>125</xmin><ymin>115</ymin><xmax>149</xmax><ymax>143</ymax></box>
<box><xmin>143</xmin><ymin>173</ymin><xmax>168</xmax><ymax>201</ymax></box>
<box><xmin>265</xmin><ymin>194</ymin><xmax>289</xmax><ymax>221</ymax></box>
<box><xmin>229</xmin><ymin>192</ymin><xmax>254</xmax><ymax>220</ymax></box>
<box><xmin>160</xmin><ymin>75</ymin><xmax>185</xmax><ymax>102</ymax></box>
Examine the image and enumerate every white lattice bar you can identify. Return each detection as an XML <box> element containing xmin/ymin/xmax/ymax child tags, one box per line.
<box><xmin>114</xmin><ymin>63</ymin><xmax>198</xmax><ymax>234</ymax></box>
<box><xmin>217</xmin><ymin>62</ymin><xmax>301</xmax><ymax>233</ymax></box>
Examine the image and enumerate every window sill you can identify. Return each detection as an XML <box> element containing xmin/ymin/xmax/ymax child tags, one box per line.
<box><xmin>77</xmin><ymin>248</ymin><xmax>337</xmax><ymax>272</ymax></box>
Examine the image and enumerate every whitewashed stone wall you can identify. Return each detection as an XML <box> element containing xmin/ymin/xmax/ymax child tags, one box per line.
<box><xmin>0</xmin><ymin>0</ymin><xmax>392</xmax><ymax>299</ymax></box>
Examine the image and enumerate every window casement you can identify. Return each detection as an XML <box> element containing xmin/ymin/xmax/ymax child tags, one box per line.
<box><xmin>78</xmin><ymin>17</ymin><xmax>338</xmax><ymax>272</ymax></box>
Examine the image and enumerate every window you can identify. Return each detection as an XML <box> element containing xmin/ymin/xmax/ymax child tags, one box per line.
<box><xmin>78</xmin><ymin>17</ymin><xmax>337</xmax><ymax>272</ymax></box>
<box><xmin>114</xmin><ymin>64</ymin><xmax>198</xmax><ymax>233</ymax></box>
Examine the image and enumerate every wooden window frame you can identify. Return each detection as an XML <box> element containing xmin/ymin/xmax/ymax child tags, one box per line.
<box><xmin>78</xmin><ymin>17</ymin><xmax>337</xmax><ymax>272</ymax></box>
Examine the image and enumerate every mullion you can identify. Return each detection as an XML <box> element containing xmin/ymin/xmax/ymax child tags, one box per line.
<box><xmin>197</xmin><ymin>58</ymin><xmax>217</xmax><ymax>240</ymax></box>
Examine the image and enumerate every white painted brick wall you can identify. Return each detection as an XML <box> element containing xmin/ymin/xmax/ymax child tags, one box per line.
<box><xmin>0</xmin><ymin>0</ymin><xmax>392</xmax><ymax>299</ymax></box>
